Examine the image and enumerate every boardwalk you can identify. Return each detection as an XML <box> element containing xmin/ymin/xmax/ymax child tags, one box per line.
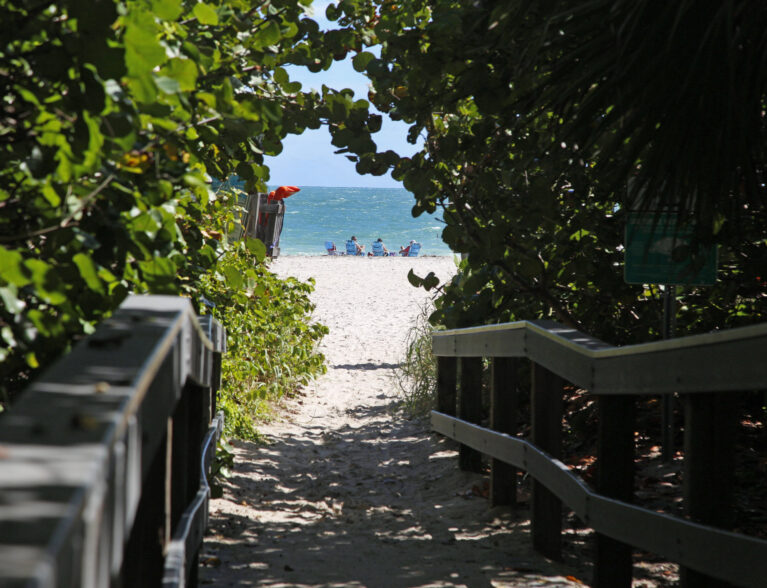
<box><xmin>199</xmin><ymin>256</ymin><xmax>584</xmax><ymax>587</ymax></box>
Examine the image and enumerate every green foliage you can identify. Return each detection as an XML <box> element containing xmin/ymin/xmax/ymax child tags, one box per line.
<box><xmin>330</xmin><ymin>0</ymin><xmax>767</xmax><ymax>343</ymax></box>
<box><xmin>0</xmin><ymin>0</ymin><xmax>383</xmax><ymax>406</ymax></box>
<box><xmin>5</xmin><ymin>0</ymin><xmax>765</xmax><ymax>426</ymax></box>
<box><xmin>195</xmin><ymin>192</ymin><xmax>328</xmax><ymax>438</ymax></box>
<box><xmin>212</xmin><ymin>265</ymin><xmax>328</xmax><ymax>439</ymax></box>
<box><xmin>395</xmin><ymin>302</ymin><xmax>439</xmax><ymax>418</ymax></box>
<box><xmin>210</xmin><ymin>438</ymin><xmax>236</xmax><ymax>499</ymax></box>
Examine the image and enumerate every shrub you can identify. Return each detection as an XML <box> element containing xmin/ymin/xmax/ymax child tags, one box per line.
<box><xmin>395</xmin><ymin>302</ymin><xmax>440</xmax><ymax>418</ymax></box>
<box><xmin>194</xmin><ymin>190</ymin><xmax>327</xmax><ymax>439</ymax></box>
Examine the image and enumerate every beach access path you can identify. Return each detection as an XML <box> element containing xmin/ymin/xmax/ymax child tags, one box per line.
<box><xmin>199</xmin><ymin>255</ymin><xmax>586</xmax><ymax>587</ymax></box>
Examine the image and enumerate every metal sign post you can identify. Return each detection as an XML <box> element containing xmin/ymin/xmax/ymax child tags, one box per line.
<box><xmin>625</xmin><ymin>210</ymin><xmax>717</xmax><ymax>463</ymax></box>
<box><xmin>661</xmin><ymin>285</ymin><xmax>677</xmax><ymax>462</ymax></box>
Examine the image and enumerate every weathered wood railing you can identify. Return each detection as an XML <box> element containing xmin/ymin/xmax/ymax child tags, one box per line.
<box><xmin>0</xmin><ymin>295</ymin><xmax>226</xmax><ymax>587</ymax></box>
<box><xmin>432</xmin><ymin>320</ymin><xmax>767</xmax><ymax>588</ymax></box>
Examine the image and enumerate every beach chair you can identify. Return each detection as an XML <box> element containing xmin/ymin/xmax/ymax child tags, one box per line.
<box><xmin>407</xmin><ymin>242</ymin><xmax>422</xmax><ymax>257</ymax></box>
<box><xmin>371</xmin><ymin>241</ymin><xmax>385</xmax><ymax>256</ymax></box>
<box><xmin>325</xmin><ymin>241</ymin><xmax>338</xmax><ymax>255</ymax></box>
<box><xmin>346</xmin><ymin>240</ymin><xmax>359</xmax><ymax>255</ymax></box>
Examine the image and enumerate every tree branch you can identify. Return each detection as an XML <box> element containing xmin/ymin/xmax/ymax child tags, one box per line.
<box><xmin>0</xmin><ymin>173</ymin><xmax>115</xmax><ymax>244</ymax></box>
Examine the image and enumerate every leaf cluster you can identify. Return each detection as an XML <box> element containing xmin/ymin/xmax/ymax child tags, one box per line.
<box><xmin>196</xmin><ymin>189</ymin><xmax>328</xmax><ymax>439</ymax></box>
<box><xmin>0</xmin><ymin>0</ymin><xmax>382</xmax><ymax>405</ymax></box>
<box><xmin>394</xmin><ymin>300</ymin><xmax>440</xmax><ymax>418</ymax></box>
<box><xmin>329</xmin><ymin>0</ymin><xmax>767</xmax><ymax>343</ymax></box>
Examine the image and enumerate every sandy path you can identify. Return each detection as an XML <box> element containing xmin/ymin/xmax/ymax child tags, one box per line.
<box><xmin>199</xmin><ymin>256</ymin><xmax>584</xmax><ymax>587</ymax></box>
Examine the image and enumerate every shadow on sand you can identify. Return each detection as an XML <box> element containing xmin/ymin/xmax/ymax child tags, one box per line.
<box><xmin>199</xmin><ymin>398</ymin><xmax>592</xmax><ymax>587</ymax></box>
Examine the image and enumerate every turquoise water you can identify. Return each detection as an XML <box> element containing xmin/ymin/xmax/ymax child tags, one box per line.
<box><xmin>272</xmin><ymin>186</ymin><xmax>453</xmax><ymax>256</ymax></box>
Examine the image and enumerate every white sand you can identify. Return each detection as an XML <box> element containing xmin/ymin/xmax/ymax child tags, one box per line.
<box><xmin>278</xmin><ymin>256</ymin><xmax>457</xmax><ymax>359</ymax></box>
<box><xmin>199</xmin><ymin>255</ymin><xmax>585</xmax><ymax>587</ymax></box>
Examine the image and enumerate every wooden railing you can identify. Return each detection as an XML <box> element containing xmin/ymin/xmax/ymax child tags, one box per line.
<box><xmin>0</xmin><ymin>295</ymin><xmax>226</xmax><ymax>587</ymax></box>
<box><xmin>431</xmin><ymin>320</ymin><xmax>767</xmax><ymax>588</ymax></box>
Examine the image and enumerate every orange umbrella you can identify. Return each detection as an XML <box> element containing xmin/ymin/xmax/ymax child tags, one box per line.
<box><xmin>268</xmin><ymin>185</ymin><xmax>300</xmax><ymax>201</ymax></box>
<box><xmin>259</xmin><ymin>186</ymin><xmax>300</xmax><ymax>237</ymax></box>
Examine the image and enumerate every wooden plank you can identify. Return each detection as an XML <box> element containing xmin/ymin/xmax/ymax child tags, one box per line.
<box><xmin>143</xmin><ymin>355</ymin><xmax>181</xmax><ymax>481</ymax></box>
<box><xmin>170</xmin><ymin>392</ymin><xmax>190</xmax><ymax>534</ymax></box>
<box><xmin>590</xmin><ymin>494</ymin><xmax>767</xmax><ymax>588</ymax></box>
<box><xmin>123</xmin><ymin>425</ymin><xmax>169</xmax><ymax>585</ymax></box>
<box><xmin>593</xmin><ymin>337</ymin><xmax>767</xmax><ymax>395</ymax></box>
<box><xmin>683</xmin><ymin>394</ymin><xmax>736</xmax><ymax>526</ymax></box>
<box><xmin>436</xmin><ymin>356</ymin><xmax>458</xmax><ymax>416</ymax></box>
<box><xmin>199</xmin><ymin>314</ymin><xmax>226</xmax><ymax>417</ymax></box>
<box><xmin>594</xmin><ymin>395</ymin><xmax>636</xmax><ymax>588</ymax></box>
<box><xmin>432</xmin><ymin>320</ymin><xmax>767</xmax><ymax>395</ymax></box>
<box><xmin>211</xmin><ymin>350</ymin><xmax>222</xmax><ymax>416</ymax></box>
<box><xmin>432</xmin><ymin>322</ymin><xmax>527</xmax><ymax>357</ymax></box>
<box><xmin>0</xmin><ymin>296</ymin><xmax>225</xmax><ymax>585</ymax></box>
<box><xmin>430</xmin><ymin>411</ymin><xmax>767</xmax><ymax>587</ymax></box>
<box><xmin>431</xmin><ymin>411</ymin><xmax>590</xmax><ymax>514</ymax></box>
<box><xmin>458</xmin><ymin>357</ymin><xmax>483</xmax><ymax>472</ymax></box>
<box><xmin>531</xmin><ymin>363</ymin><xmax>564</xmax><ymax>559</ymax></box>
<box><xmin>170</xmin><ymin>385</ymin><xmax>205</xmax><ymax>536</ymax></box>
<box><xmin>198</xmin><ymin>314</ymin><xmax>228</xmax><ymax>355</ymax></box>
<box><xmin>490</xmin><ymin>357</ymin><xmax>518</xmax><ymax>506</ymax></box>
<box><xmin>163</xmin><ymin>414</ymin><xmax>223</xmax><ymax>587</ymax></box>
<box><xmin>525</xmin><ymin>320</ymin><xmax>612</xmax><ymax>389</ymax></box>
<box><xmin>681</xmin><ymin>393</ymin><xmax>737</xmax><ymax>588</ymax></box>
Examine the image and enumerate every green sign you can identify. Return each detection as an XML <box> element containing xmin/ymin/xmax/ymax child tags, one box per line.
<box><xmin>624</xmin><ymin>212</ymin><xmax>717</xmax><ymax>285</ymax></box>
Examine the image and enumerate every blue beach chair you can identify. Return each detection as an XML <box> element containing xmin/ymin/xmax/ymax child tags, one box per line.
<box><xmin>371</xmin><ymin>241</ymin><xmax>385</xmax><ymax>256</ymax></box>
<box><xmin>346</xmin><ymin>240</ymin><xmax>359</xmax><ymax>255</ymax></box>
<box><xmin>325</xmin><ymin>241</ymin><xmax>338</xmax><ymax>255</ymax></box>
<box><xmin>407</xmin><ymin>242</ymin><xmax>421</xmax><ymax>257</ymax></box>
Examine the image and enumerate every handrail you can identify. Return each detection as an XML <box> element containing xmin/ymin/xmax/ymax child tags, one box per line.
<box><xmin>431</xmin><ymin>412</ymin><xmax>767</xmax><ymax>587</ymax></box>
<box><xmin>163</xmin><ymin>412</ymin><xmax>224</xmax><ymax>587</ymax></box>
<box><xmin>433</xmin><ymin>319</ymin><xmax>767</xmax><ymax>394</ymax></box>
<box><xmin>431</xmin><ymin>318</ymin><xmax>767</xmax><ymax>587</ymax></box>
<box><xmin>0</xmin><ymin>295</ymin><xmax>226</xmax><ymax>587</ymax></box>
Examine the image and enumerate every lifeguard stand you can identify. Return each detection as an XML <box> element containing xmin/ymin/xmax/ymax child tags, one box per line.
<box><xmin>238</xmin><ymin>192</ymin><xmax>286</xmax><ymax>257</ymax></box>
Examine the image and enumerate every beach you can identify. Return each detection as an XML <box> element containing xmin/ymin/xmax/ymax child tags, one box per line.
<box><xmin>199</xmin><ymin>255</ymin><xmax>585</xmax><ymax>587</ymax></box>
<box><xmin>268</xmin><ymin>186</ymin><xmax>452</xmax><ymax>256</ymax></box>
<box><xmin>271</xmin><ymin>255</ymin><xmax>459</xmax><ymax>368</ymax></box>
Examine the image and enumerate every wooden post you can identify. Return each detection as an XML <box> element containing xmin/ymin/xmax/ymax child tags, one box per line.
<box><xmin>170</xmin><ymin>384</ymin><xmax>206</xmax><ymax>531</ymax></box>
<box><xmin>680</xmin><ymin>392</ymin><xmax>737</xmax><ymax>588</ymax></box>
<box><xmin>170</xmin><ymin>389</ymin><xmax>190</xmax><ymax>533</ymax></box>
<box><xmin>122</xmin><ymin>426</ymin><xmax>168</xmax><ymax>586</ymax></box>
<box><xmin>459</xmin><ymin>357</ymin><xmax>484</xmax><ymax>472</ymax></box>
<box><xmin>594</xmin><ymin>394</ymin><xmax>636</xmax><ymax>588</ymax></box>
<box><xmin>211</xmin><ymin>346</ymin><xmax>222</xmax><ymax>416</ymax></box>
<box><xmin>437</xmin><ymin>356</ymin><xmax>458</xmax><ymax>416</ymax></box>
<box><xmin>531</xmin><ymin>362</ymin><xmax>564</xmax><ymax>559</ymax></box>
<box><xmin>491</xmin><ymin>357</ymin><xmax>518</xmax><ymax>506</ymax></box>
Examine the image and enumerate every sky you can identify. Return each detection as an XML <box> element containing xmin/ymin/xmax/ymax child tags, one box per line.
<box><xmin>264</xmin><ymin>3</ymin><xmax>418</xmax><ymax>189</ymax></box>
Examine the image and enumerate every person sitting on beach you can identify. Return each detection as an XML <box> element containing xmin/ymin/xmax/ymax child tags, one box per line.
<box><xmin>375</xmin><ymin>238</ymin><xmax>390</xmax><ymax>256</ymax></box>
<box><xmin>351</xmin><ymin>235</ymin><xmax>365</xmax><ymax>255</ymax></box>
<box><xmin>399</xmin><ymin>240</ymin><xmax>415</xmax><ymax>256</ymax></box>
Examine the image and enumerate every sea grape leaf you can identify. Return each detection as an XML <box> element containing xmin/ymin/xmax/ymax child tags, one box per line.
<box><xmin>193</xmin><ymin>3</ymin><xmax>219</xmax><ymax>25</ymax></box>
<box><xmin>73</xmin><ymin>253</ymin><xmax>105</xmax><ymax>294</ymax></box>
<box><xmin>124</xmin><ymin>11</ymin><xmax>165</xmax><ymax>78</ymax></box>
<box><xmin>245</xmin><ymin>238</ymin><xmax>267</xmax><ymax>262</ymax></box>
<box><xmin>162</xmin><ymin>58</ymin><xmax>198</xmax><ymax>92</ymax></box>
<box><xmin>151</xmin><ymin>0</ymin><xmax>183</xmax><ymax>20</ymax></box>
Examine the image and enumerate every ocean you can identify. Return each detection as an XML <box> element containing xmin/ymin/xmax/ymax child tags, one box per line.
<box><xmin>268</xmin><ymin>186</ymin><xmax>453</xmax><ymax>256</ymax></box>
